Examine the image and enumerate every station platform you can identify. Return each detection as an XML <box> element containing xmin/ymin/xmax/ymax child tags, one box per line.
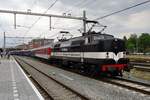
<box><xmin>0</xmin><ymin>57</ymin><xmax>44</xmax><ymax>100</ymax></box>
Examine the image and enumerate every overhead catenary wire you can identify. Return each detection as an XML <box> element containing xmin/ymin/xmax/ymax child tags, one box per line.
<box><xmin>41</xmin><ymin>0</ymin><xmax>87</xmax><ymax>39</ymax></box>
<box><xmin>25</xmin><ymin>0</ymin><xmax>58</xmax><ymax>34</ymax></box>
<box><xmin>78</xmin><ymin>0</ymin><xmax>96</xmax><ymax>9</ymax></box>
<box><xmin>31</xmin><ymin>0</ymin><xmax>59</xmax><ymax>39</ymax></box>
<box><xmin>49</xmin><ymin>0</ymin><xmax>89</xmax><ymax>41</ymax></box>
<box><xmin>64</xmin><ymin>0</ymin><xmax>88</xmax><ymax>13</ymax></box>
<box><xmin>30</xmin><ymin>0</ymin><xmax>38</xmax><ymax>10</ymax></box>
<box><xmin>52</xmin><ymin>0</ymin><xmax>87</xmax><ymax>30</ymax></box>
<box><xmin>20</xmin><ymin>0</ymin><xmax>150</xmax><ymax>43</ymax></box>
<box><xmin>23</xmin><ymin>0</ymin><xmax>38</xmax><ymax>26</ymax></box>
<box><xmin>57</xmin><ymin>0</ymin><xmax>97</xmax><ymax>33</ymax></box>
<box><xmin>22</xmin><ymin>0</ymin><xmax>58</xmax><ymax>43</ymax></box>
<box><xmin>95</xmin><ymin>0</ymin><xmax>150</xmax><ymax>20</ymax></box>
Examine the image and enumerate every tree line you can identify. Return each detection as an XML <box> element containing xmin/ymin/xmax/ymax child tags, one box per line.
<box><xmin>124</xmin><ymin>33</ymin><xmax>150</xmax><ymax>53</ymax></box>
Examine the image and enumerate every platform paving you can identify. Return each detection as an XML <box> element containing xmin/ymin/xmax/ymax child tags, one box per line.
<box><xmin>0</xmin><ymin>57</ymin><xmax>43</xmax><ymax>100</ymax></box>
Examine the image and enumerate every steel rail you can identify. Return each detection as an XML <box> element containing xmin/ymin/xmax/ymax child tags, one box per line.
<box><xmin>103</xmin><ymin>78</ymin><xmax>150</xmax><ymax>95</ymax></box>
<box><xmin>14</xmin><ymin>57</ymin><xmax>54</xmax><ymax>100</ymax></box>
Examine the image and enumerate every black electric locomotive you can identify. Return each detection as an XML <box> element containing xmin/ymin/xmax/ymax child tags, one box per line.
<box><xmin>51</xmin><ymin>30</ymin><xmax>129</xmax><ymax>76</ymax></box>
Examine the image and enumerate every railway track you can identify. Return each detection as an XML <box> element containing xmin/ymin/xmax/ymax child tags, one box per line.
<box><xmin>133</xmin><ymin>65</ymin><xmax>150</xmax><ymax>71</ymax></box>
<box><xmin>130</xmin><ymin>62</ymin><xmax>150</xmax><ymax>71</ymax></box>
<box><xmin>15</xmin><ymin>56</ymin><xmax>150</xmax><ymax>98</ymax></box>
<box><xmin>131</xmin><ymin>62</ymin><xmax>150</xmax><ymax>67</ymax></box>
<box><xmin>14</xmin><ymin>56</ymin><xmax>89</xmax><ymax>100</ymax></box>
<box><xmin>102</xmin><ymin>77</ymin><xmax>150</xmax><ymax>95</ymax></box>
<box><xmin>35</xmin><ymin>56</ymin><xmax>150</xmax><ymax>94</ymax></box>
<box><xmin>25</xmin><ymin>72</ymin><xmax>52</xmax><ymax>100</ymax></box>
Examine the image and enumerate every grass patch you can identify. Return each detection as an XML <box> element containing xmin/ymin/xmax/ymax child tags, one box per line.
<box><xmin>130</xmin><ymin>68</ymin><xmax>150</xmax><ymax>81</ymax></box>
<box><xmin>127</xmin><ymin>55</ymin><xmax>150</xmax><ymax>62</ymax></box>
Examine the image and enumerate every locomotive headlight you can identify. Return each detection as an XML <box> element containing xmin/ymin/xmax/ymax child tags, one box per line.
<box><xmin>106</xmin><ymin>52</ymin><xmax>109</xmax><ymax>58</ymax></box>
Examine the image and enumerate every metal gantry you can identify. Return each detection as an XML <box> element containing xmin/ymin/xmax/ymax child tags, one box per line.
<box><xmin>0</xmin><ymin>9</ymin><xmax>87</xmax><ymax>32</ymax></box>
<box><xmin>0</xmin><ymin>9</ymin><xmax>88</xmax><ymax>50</ymax></box>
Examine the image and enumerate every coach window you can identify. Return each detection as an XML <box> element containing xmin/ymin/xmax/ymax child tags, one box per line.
<box><xmin>85</xmin><ymin>36</ymin><xmax>92</xmax><ymax>44</ymax></box>
<box><xmin>54</xmin><ymin>44</ymin><xmax>60</xmax><ymax>48</ymax></box>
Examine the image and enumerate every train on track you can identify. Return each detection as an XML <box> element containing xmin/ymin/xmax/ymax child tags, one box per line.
<box><xmin>10</xmin><ymin>21</ymin><xmax>131</xmax><ymax>76</ymax></box>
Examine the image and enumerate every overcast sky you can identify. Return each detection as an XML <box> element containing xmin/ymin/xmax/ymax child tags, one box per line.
<box><xmin>0</xmin><ymin>0</ymin><xmax>150</xmax><ymax>47</ymax></box>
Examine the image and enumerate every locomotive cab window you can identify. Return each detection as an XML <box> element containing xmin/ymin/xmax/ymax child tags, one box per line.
<box><xmin>85</xmin><ymin>37</ymin><xmax>88</xmax><ymax>44</ymax></box>
<box><xmin>104</xmin><ymin>35</ymin><xmax>114</xmax><ymax>39</ymax></box>
<box><xmin>60</xmin><ymin>41</ymin><xmax>71</xmax><ymax>47</ymax></box>
<box><xmin>93</xmin><ymin>35</ymin><xmax>104</xmax><ymax>40</ymax></box>
<box><xmin>85</xmin><ymin>36</ymin><xmax>93</xmax><ymax>44</ymax></box>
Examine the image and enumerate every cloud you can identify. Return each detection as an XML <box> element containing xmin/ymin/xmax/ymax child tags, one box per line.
<box><xmin>125</xmin><ymin>10</ymin><xmax>150</xmax><ymax>29</ymax></box>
